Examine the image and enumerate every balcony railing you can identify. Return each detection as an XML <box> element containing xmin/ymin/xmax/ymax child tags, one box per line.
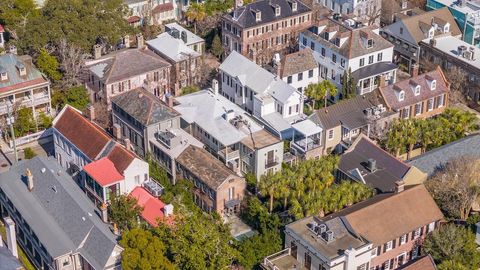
<box><xmin>265</xmin><ymin>158</ymin><xmax>279</xmax><ymax>169</ymax></box>
<box><xmin>218</xmin><ymin>147</ymin><xmax>240</xmax><ymax>161</ymax></box>
<box><xmin>263</xmin><ymin>248</ymin><xmax>291</xmax><ymax>270</ymax></box>
<box><xmin>291</xmin><ymin>137</ymin><xmax>321</xmax><ymax>154</ymax></box>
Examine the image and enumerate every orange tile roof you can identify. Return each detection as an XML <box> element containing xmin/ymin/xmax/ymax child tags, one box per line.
<box><xmin>83</xmin><ymin>158</ymin><xmax>124</xmax><ymax>187</ymax></box>
<box><xmin>130</xmin><ymin>187</ymin><xmax>173</xmax><ymax>227</ymax></box>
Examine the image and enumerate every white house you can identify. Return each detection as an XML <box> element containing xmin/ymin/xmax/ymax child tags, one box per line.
<box><xmin>219</xmin><ymin>51</ymin><xmax>305</xmax><ymax>139</ymax></box>
<box><xmin>300</xmin><ymin>16</ymin><xmax>396</xmax><ymax>96</ymax></box>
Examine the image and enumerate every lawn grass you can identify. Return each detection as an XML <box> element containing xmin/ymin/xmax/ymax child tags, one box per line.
<box><xmin>0</xmin><ymin>221</ymin><xmax>36</xmax><ymax>270</ymax></box>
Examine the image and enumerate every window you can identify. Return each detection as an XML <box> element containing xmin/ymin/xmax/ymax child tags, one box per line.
<box><xmin>428</xmin><ymin>221</ymin><xmax>435</xmax><ymax>233</ymax></box>
<box><xmin>427</xmin><ymin>98</ymin><xmax>434</xmax><ymax>111</ymax></box>
<box><xmin>287</xmin><ymin>76</ymin><xmax>292</xmax><ymax>84</ymax></box>
<box><xmin>302</xmin><ymin>37</ymin><xmax>307</xmax><ymax>46</ymax></box>
<box><xmin>399</xmin><ymin>91</ymin><xmax>405</xmax><ymax>101</ymax></box>
<box><xmin>414</xmin><ymin>228</ymin><xmax>421</xmax><ymax>239</ymax></box>
<box><xmin>309</xmin><ymin>69</ymin><xmax>314</xmax><ymax>78</ymax></box>
<box><xmin>400</xmin><ymin>234</ymin><xmax>407</xmax><ymax>245</ymax></box>
<box><xmin>415</xmin><ymin>102</ymin><xmax>422</xmax><ymax>115</ymax></box>
<box><xmin>328</xmin><ymin>129</ymin><xmax>334</xmax><ymax>140</ymax></box>
<box><xmin>385</xmin><ymin>240</ymin><xmax>393</xmax><ymax>252</ymax></box>
<box><xmin>438</xmin><ymin>94</ymin><xmax>445</xmax><ymax>107</ymax></box>
<box><xmin>298</xmin><ymin>73</ymin><xmax>303</xmax><ymax>81</ymax></box>
<box><xmin>360</xmin><ymin>58</ymin><xmax>365</xmax><ymax>67</ymax></box>
<box><xmin>402</xmin><ymin>107</ymin><xmax>410</xmax><ymax>119</ymax></box>
<box><xmin>368</xmin><ymin>55</ymin><xmax>374</xmax><ymax>64</ymax></box>
<box><xmin>357</xmin><ymin>263</ymin><xmax>369</xmax><ymax>270</ymax></box>
<box><xmin>332</xmin><ymin>54</ymin><xmax>337</xmax><ymax>63</ymax></box>
<box><xmin>377</xmin><ymin>53</ymin><xmax>382</xmax><ymax>61</ymax></box>
<box><xmin>371</xmin><ymin>247</ymin><xmax>378</xmax><ymax>258</ymax></box>
<box><xmin>341</xmin><ymin>58</ymin><xmax>345</xmax><ymax>68</ymax></box>
<box><xmin>400</xmin><ymin>27</ymin><xmax>403</xmax><ymax>35</ymax></box>
<box><xmin>414</xmin><ymin>85</ymin><xmax>421</xmax><ymax>96</ymax></box>
<box><xmin>383</xmin><ymin>260</ymin><xmax>390</xmax><ymax>270</ymax></box>
<box><xmin>430</xmin><ymin>80</ymin><xmax>436</xmax><ymax>90</ymax></box>
<box><xmin>62</xmin><ymin>259</ymin><xmax>70</xmax><ymax>267</ymax></box>
<box><xmin>310</xmin><ymin>41</ymin><xmax>315</xmax><ymax>50</ymax></box>
<box><xmin>367</xmin><ymin>39</ymin><xmax>373</xmax><ymax>48</ymax></box>
<box><xmin>135</xmin><ymin>175</ymin><xmax>140</xmax><ymax>184</ymax></box>
<box><xmin>321</xmin><ymin>47</ymin><xmax>326</xmax><ymax>57</ymax></box>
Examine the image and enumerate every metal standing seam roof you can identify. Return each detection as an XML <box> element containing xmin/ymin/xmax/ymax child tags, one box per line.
<box><xmin>0</xmin><ymin>54</ymin><xmax>47</xmax><ymax>92</ymax></box>
<box><xmin>0</xmin><ymin>157</ymin><xmax>120</xmax><ymax>269</ymax></box>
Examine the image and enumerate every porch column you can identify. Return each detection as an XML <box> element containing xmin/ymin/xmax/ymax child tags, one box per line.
<box><xmin>304</xmin><ymin>135</ymin><xmax>308</xmax><ymax>153</ymax></box>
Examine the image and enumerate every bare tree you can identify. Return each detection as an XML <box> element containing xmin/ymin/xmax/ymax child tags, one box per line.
<box><xmin>56</xmin><ymin>39</ymin><xmax>85</xmax><ymax>88</ymax></box>
<box><xmin>425</xmin><ymin>156</ymin><xmax>480</xmax><ymax>220</ymax></box>
<box><xmin>92</xmin><ymin>101</ymin><xmax>112</xmax><ymax>129</ymax></box>
<box><xmin>365</xmin><ymin>1</ymin><xmax>382</xmax><ymax>26</ymax></box>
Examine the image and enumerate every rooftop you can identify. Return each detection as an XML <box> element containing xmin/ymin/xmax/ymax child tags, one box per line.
<box><xmin>407</xmin><ymin>134</ymin><xmax>480</xmax><ymax>176</ymax></box>
<box><xmin>422</xmin><ymin>35</ymin><xmax>480</xmax><ymax>70</ymax></box>
<box><xmin>86</xmin><ymin>48</ymin><xmax>171</xmax><ymax>84</ymax></box>
<box><xmin>430</xmin><ymin>0</ymin><xmax>480</xmax><ymax>15</ymax></box>
<box><xmin>380</xmin><ymin>67</ymin><xmax>449</xmax><ymax>110</ymax></box>
<box><xmin>339</xmin><ymin>135</ymin><xmax>412</xmax><ymax>193</ymax></box>
<box><xmin>174</xmin><ymin>89</ymin><xmax>265</xmax><ymax>146</ymax></box>
<box><xmin>150</xmin><ymin>128</ymin><xmax>204</xmax><ymax>159</ymax></box>
<box><xmin>0</xmin><ymin>54</ymin><xmax>48</xmax><ymax>94</ymax></box>
<box><xmin>176</xmin><ymin>145</ymin><xmax>243</xmax><ymax>190</ymax></box>
<box><xmin>147</xmin><ymin>33</ymin><xmax>201</xmax><ymax>62</ymax></box>
<box><xmin>0</xmin><ymin>157</ymin><xmax>121</xmax><ymax>269</ymax></box>
<box><xmin>0</xmin><ymin>245</ymin><xmax>22</xmax><ymax>270</ymax></box>
<box><xmin>83</xmin><ymin>157</ymin><xmax>124</xmax><ymax>187</ymax></box>
<box><xmin>398</xmin><ymin>255</ymin><xmax>437</xmax><ymax>270</ymax></box>
<box><xmin>223</xmin><ymin>0</ymin><xmax>311</xmax><ymax>28</ymax></box>
<box><xmin>279</xmin><ymin>48</ymin><xmax>318</xmax><ymax>78</ymax></box>
<box><xmin>240</xmin><ymin>129</ymin><xmax>281</xmax><ymax>150</ymax></box>
<box><xmin>111</xmin><ymin>87</ymin><xmax>180</xmax><ymax>126</ymax></box>
<box><xmin>130</xmin><ymin>186</ymin><xmax>172</xmax><ymax>227</ymax></box>
<box><xmin>165</xmin><ymin>22</ymin><xmax>204</xmax><ymax>46</ymax></box>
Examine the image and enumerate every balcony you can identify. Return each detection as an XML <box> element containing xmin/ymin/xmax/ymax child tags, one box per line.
<box><xmin>265</xmin><ymin>157</ymin><xmax>279</xmax><ymax>169</ymax></box>
<box><xmin>291</xmin><ymin>136</ymin><xmax>322</xmax><ymax>155</ymax></box>
<box><xmin>218</xmin><ymin>146</ymin><xmax>240</xmax><ymax>161</ymax></box>
<box><xmin>262</xmin><ymin>248</ymin><xmax>305</xmax><ymax>270</ymax></box>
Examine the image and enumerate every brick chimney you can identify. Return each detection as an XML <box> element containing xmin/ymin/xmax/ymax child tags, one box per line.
<box><xmin>411</xmin><ymin>63</ymin><xmax>419</xmax><ymax>77</ymax></box>
<box><xmin>112</xmin><ymin>124</ymin><xmax>122</xmax><ymax>139</ymax></box>
<box><xmin>100</xmin><ymin>203</ymin><xmax>108</xmax><ymax>223</ymax></box>
<box><xmin>166</xmin><ymin>94</ymin><xmax>174</xmax><ymax>108</ymax></box>
<box><xmin>124</xmin><ymin>138</ymin><xmax>132</xmax><ymax>151</ymax></box>
<box><xmin>93</xmin><ymin>44</ymin><xmax>102</xmax><ymax>59</ymax></box>
<box><xmin>395</xmin><ymin>180</ymin><xmax>405</xmax><ymax>193</ymax></box>
<box><xmin>4</xmin><ymin>217</ymin><xmax>18</xmax><ymax>259</ymax></box>
<box><xmin>86</xmin><ymin>104</ymin><xmax>95</xmax><ymax>121</ymax></box>
<box><xmin>378</xmin><ymin>74</ymin><xmax>386</xmax><ymax>88</ymax></box>
<box><xmin>136</xmin><ymin>33</ymin><xmax>144</xmax><ymax>48</ymax></box>
<box><xmin>26</xmin><ymin>168</ymin><xmax>33</xmax><ymax>192</ymax></box>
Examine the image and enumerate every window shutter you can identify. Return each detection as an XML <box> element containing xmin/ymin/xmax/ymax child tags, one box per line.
<box><xmin>383</xmin><ymin>243</ymin><xmax>388</xmax><ymax>253</ymax></box>
<box><xmin>377</xmin><ymin>246</ymin><xmax>381</xmax><ymax>256</ymax></box>
<box><xmin>411</xmin><ymin>231</ymin><xmax>415</xmax><ymax>240</ymax></box>
<box><xmin>420</xmin><ymin>227</ymin><xmax>424</xmax><ymax>236</ymax></box>
<box><xmin>392</xmin><ymin>239</ymin><xmax>396</xmax><ymax>249</ymax></box>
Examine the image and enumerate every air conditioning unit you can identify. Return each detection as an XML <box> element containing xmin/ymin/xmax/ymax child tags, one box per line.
<box><xmin>144</xmin><ymin>180</ymin><xmax>164</xmax><ymax>197</ymax></box>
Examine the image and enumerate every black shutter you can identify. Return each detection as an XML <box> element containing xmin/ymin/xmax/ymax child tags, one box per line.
<box><xmin>420</xmin><ymin>227</ymin><xmax>424</xmax><ymax>236</ymax></box>
<box><xmin>392</xmin><ymin>239</ymin><xmax>396</xmax><ymax>249</ymax></box>
<box><xmin>383</xmin><ymin>243</ymin><xmax>388</xmax><ymax>253</ymax></box>
<box><xmin>377</xmin><ymin>246</ymin><xmax>381</xmax><ymax>256</ymax></box>
<box><xmin>411</xmin><ymin>230</ymin><xmax>415</xmax><ymax>240</ymax></box>
<box><xmin>405</xmin><ymin>232</ymin><xmax>409</xmax><ymax>243</ymax></box>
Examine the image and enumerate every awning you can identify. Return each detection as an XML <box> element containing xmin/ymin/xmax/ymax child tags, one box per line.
<box><xmin>352</xmin><ymin>62</ymin><xmax>397</xmax><ymax>81</ymax></box>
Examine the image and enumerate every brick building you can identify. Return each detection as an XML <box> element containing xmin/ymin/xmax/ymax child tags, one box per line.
<box><xmin>221</xmin><ymin>0</ymin><xmax>313</xmax><ymax>64</ymax></box>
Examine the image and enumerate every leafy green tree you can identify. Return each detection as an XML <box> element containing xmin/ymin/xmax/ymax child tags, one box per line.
<box><xmin>37</xmin><ymin>112</ymin><xmax>53</xmax><ymax>130</ymax></box>
<box><xmin>211</xmin><ymin>34</ymin><xmax>223</xmax><ymax>59</ymax></box>
<box><xmin>54</xmin><ymin>86</ymin><xmax>90</xmax><ymax>111</ymax></box>
<box><xmin>236</xmin><ymin>230</ymin><xmax>282</xmax><ymax>269</ymax></box>
<box><xmin>241</xmin><ymin>196</ymin><xmax>281</xmax><ymax>233</ymax></box>
<box><xmin>438</xmin><ymin>260</ymin><xmax>469</xmax><ymax>270</ymax></box>
<box><xmin>23</xmin><ymin>147</ymin><xmax>36</xmax><ymax>159</ymax></box>
<box><xmin>156</xmin><ymin>210</ymin><xmax>238</xmax><ymax>269</ymax></box>
<box><xmin>305</xmin><ymin>80</ymin><xmax>338</xmax><ymax>109</ymax></box>
<box><xmin>185</xmin><ymin>3</ymin><xmax>206</xmax><ymax>34</ymax></box>
<box><xmin>423</xmin><ymin>224</ymin><xmax>480</xmax><ymax>270</ymax></box>
<box><xmin>180</xmin><ymin>85</ymin><xmax>200</xmax><ymax>96</ymax></box>
<box><xmin>258</xmin><ymin>172</ymin><xmax>282</xmax><ymax>212</ymax></box>
<box><xmin>14</xmin><ymin>107</ymin><xmax>35</xmax><ymax>137</ymax></box>
<box><xmin>108</xmin><ymin>194</ymin><xmax>143</xmax><ymax>232</ymax></box>
<box><xmin>36</xmin><ymin>48</ymin><xmax>62</xmax><ymax>81</ymax></box>
<box><xmin>120</xmin><ymin>228</ymin><xmax>175</xmax><ymax>270</ymax></box>
<box><xmin>341</xmin><ymin>68</ymin><xmax>356</xmax><ymax>99</ymax></box>
<box><xmin>0</xmin><ymin>0</ymin><xmax>39</xmax><ymax>39</ymax></box>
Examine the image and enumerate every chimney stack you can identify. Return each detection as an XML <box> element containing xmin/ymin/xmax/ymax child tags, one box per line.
<box><xmin>93</xmin><ymin>44</ymin><xmax>102</xmax><ymax>59</ymax></box>
<box><xmin>124</xmin><ymin>138</ymin><xmax>132</xmax><ymax>151</ymax></box>
<box><xmin>113</xmin><ymin>124</ymin><xmax>122</xmax><ymax>139</ymax></box>
<box><xmin>100</xmin><ymin>203</ymin><xmax>108</xmax><ymax>223</ymax></box>
<box><xmin>86</xmin><ymin>104</ymin><xmax>95</xmax><ymax>121</ymax></box>
<box><xmin>378</xmin><ymin>74</ymin><xmax>386</xmax><ymax>88</ymax></box>
<box><xmin>395</xmin><ymin>180</ymin><xmax>405</xmax><ymax>193</ymax></box>
<box><xmin>411</xmin><ymin>63</ymin><xmax>419</xmax><ymax>77</ymax></box>
<box><xmin>212</xmin><ymin>79</ymin><xmax>219</xmax><ymax>95</ymax></box>
<box><xmin>166</xmin><ymin>94</ymin><xmax>174</xmax><ymax>108</ymax></box>
<box><xmin>4</xmin><ymin>217</ymin><xmax>18</xmax><ymax>259</ymax></box>
<box><xmin>26</xmin><ymin>168</ymin><xmax>33</xmax><ymax>191</ymax></box>
<box><xmin>136</xmin><ymin>33</ymin><xmax>144</xmax><ymax>48</ymax></box>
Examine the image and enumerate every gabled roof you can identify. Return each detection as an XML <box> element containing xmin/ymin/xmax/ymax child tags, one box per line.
<box><xmin>309</xmin><ymin>89</ymin><xmax>387</xmax><ymax>130</ymax></box>
<box><xmin>53</xmin><ymin>106</ymin><xmax>111</xmax><ymax>160</ymax></box>
<box><xmin>0</xmin><ymin>157</ymin><xmax>121</xmax><ymax>269</ymax></box>
<box><xmin>106</xmin><ymin>144</ymin><xmax>136</xmax><ymax>174</ymax></box>
<box><xmin>382</xmin><ymin>8</ymin><xmax>461</xmax><ymax>44</ymax></box>
<box><xmin>147</xmin><ymin>33</ymin><xmax>201</xmax><ymax>62</ymax></box>
<box><xmin>324</xmin><ymin>185</ymin><xmax>443</xmax><ymax>246</ymax></box>
<box><xmin>398</xmin><ymin>255</ymin><xmax>437</xmax><ymax>270</ymax></box>
<box><xmin>130</xmin><ymin>186</ymin><xmax>172</xmax><ymax>227</ymax></box>
<box><xmin>0</xmin><ymin>54</ymin><xmax>48</xmax><ymax>93</ymax></box>
<box><xmin>152</xmin><ymin>2</ymin><xmax>174</xmax><ymax>13</ymax></box>
<box><xmin>407</xmin><ymin>134</ymin><xmax>480</xmax><ymax>177</ymax></box>
<box><xmin>223</xmin><ymin>0</ymin><xmax>311</xmax><ymax>28</ymax></box>
<box><xmin>380</xmin><ymin>67</ymin><xmax>449</xmax><ymax>110</ymax></box>
<box><xmin>83</xmin><ymin>157</ymin><xmax>124</xmax><ymax>187</ymax></box>
<box><xmin>339</xmin><ymin>135</ymin><xmax>411</xmax><ymax>193</ymax></box>
<box><xmin>111</xmin><ymin>87</ymin><xmax>180</xmax><ymax>126</ymax></box>
<box><xmin>280</xmin><ymin>48</ymin><xmax>318</xmax><ymax>78</ymax></box>
<box><xmin>176</xmin><ymin>145</ymin><xmax>243</xmax><ymax>190</ymax></box>
<box><xmin>87</xmin><ymin>48</ymin><xmax>170</xmax><ymax>84</ymax></box>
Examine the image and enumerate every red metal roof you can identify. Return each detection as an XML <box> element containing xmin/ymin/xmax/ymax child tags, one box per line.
<box><xmin>0</xmin><ymin>25</ymin><xmax>4</xmax><ymax>32</ymax></box>
<box><xmin>153</xmin><ymin>3</ymin><xmax>174</xmax><ymax>13</ymax></box>
<box><xmin>127</xmin><ymin>16</ymin><xmax>141</xmax><ymax>23</ymax></box>
<box><xmin>130</xmin><ymin>187</ymin><xmax>172</xmax><ymax>227</ymax></box>
<box><xmin>83</xmin><ymin>157</ymin><xmax>124</xmax><ymax>187</ymax></box>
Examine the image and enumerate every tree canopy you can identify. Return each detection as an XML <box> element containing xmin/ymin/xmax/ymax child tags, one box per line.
<box><xmin>108</xmin><ymin>194</ymin><xmax>143</xmax><ymax>232</ymax></box>
<box><xmin>305</xmin><ymin>80</ymin><xmax>338</xmax><ymax>109</ymax></box>
<box><xmin>36</xmin><ymin>48</ymin><xmax>62</xmax><ymax>81</ymax></box>
<box><xmin>423</xmin><ymin>224</ymin><xmax>480</xmax><ymax>270</ymax></box>
<box><xmin>52</xmin><ymin>86</ymin><xmax>90</xmax><ymax>111</ymax></box>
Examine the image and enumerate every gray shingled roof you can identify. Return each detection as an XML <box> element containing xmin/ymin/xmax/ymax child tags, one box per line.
<box><xmin>0</xmin><ymin>157</ymin><xmax>120</xmax><ymax>269</ymax></box>
<box><xmin>280</xmin><ymin>48</ymin><xmax>318</xmax><ymax>78</ymax></box>
<box><xmin>111</xmin><ymin>87</ymin><xmax>180</xmax><ymax>126</ymax></box>
<box><xmin>407</xmin><ymin>134</ymin><xmax>480</xmax><ymax>177</ymax></box>
<box><xmin>223</xmin><ymin>0</ymin><xmax>311</xmax><ymax>29</ymax></box>
<box><xmin>0</xmin><ymin>246</ymin><xmax>22</xmax><ymax>270</ymax></box>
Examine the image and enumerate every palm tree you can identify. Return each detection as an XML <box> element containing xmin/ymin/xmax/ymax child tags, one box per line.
<box><xmin>258</xmin><ymin>172</ymin><xmax>281</xmax><ymax>212</ymax></box>
<box><xmin>185</xmin><ymin>3</ymin><xmax>206</xmax><ymax>34</ymax></box>
<box><xmin>305</xmin><ymin>83</ymin><xmax>322</xmax><ymax>109</ymax></box>
<box><xmin>318</xmin><ymin>80</ymin><xmax>338</xmax><ymax>108</ymax></box>
<box><xmin>404</xmin><ymin>119</ymin><xmax>420</xmax><ymax>159</ymax></box>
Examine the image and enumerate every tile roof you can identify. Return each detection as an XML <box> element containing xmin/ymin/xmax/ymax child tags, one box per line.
<box><xmin>106</xmin><ymin>144</ymin><xmax>136</xmax><ymax>174</ymax></box>
<box><xmin>339</xmin><ymin>135</ymin><xmax>411</xmax><ymax>193</ymax></box>
<box><xmin>303</xmin><ymin>18</ymin><xmax>393</xmax><ymax>59</ymax></box>
<box><xmin>280</xmin><ymin>48</ymin><xmax>318</xmax><ymax>77</ymax></box>
<box><xmin>53</xmin><ymin>106</ymin><xmax>111</xmax><ymax>160</ymax></box>
<box><xmin>398</xmin><ymin>255</ymin><xmax>437</xmax><ymax>270</ymax></box>
<box><xmin>383</xmin><ymin>8</ymin><xmax>461</xmax><ymax>44</ymax></box>
<box><xmin>147</xmin><ymin>33</ymin><xmax>201</xmax><ymax>62</ymax></box>
<box><xmin>176</xmin><ymin>145</ymin><xmax>241</xmax><ymax>190</ymax></box>
<box><xmin>130</xmin><ymin>186</ymin><xmax>172</xmax><ymax>227</ymax></box>
<box><xmin>0</xmin><ymin>54</ymin><xmax>48</xmax><ymax>93</ymax></box>
<box><xmin>407</xmin><ymin>134</ymin><xmax>480</xmax><ymax>177</ymax></box>
<box><xmin>87</xmin><ymin>48</ymin><xmax>170</xmax><ymax>84</ymax></box>
<box><xmin>309</xmin><ymin>89</ymin><xmax>387</xmax><ymax>130</ymax></box>
<box><xmin>0</xmin><ymin>157</ymin><xmax>120</xmax><ymax>269</ymax></box>
<box><xmin>83</xmin><ymin>157</ymin><xmax>124</xmax><ymax>187</ymax></box>
<box><xmin>223</xmin><ymin>0</ymin><xmax>311</xmax><ymax>29</ymax></box>
<box><xmin>111</xmin><ymin>87</ymin><xmax>180</xmax><ymax>126</ymax></box>
<box><xmin>380</xmin><ymin>67</ymin><xmax>449</xmax><ymax>110</ymax></box>
<box><xmin>324</xmin><ymin>185</ymin><xmax>443</xmax><ymax>246</ymax></box>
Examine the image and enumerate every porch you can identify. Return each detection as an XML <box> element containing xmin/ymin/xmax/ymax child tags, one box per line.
<box><xmin>353</xmin><ymin>62</ymin><xmax>397</xmax><ymax>95</ymax></box>
<box><xmin>290</xmin><ymin>119</ymin><xmax>323</xmax><ymax>157</ymax></box>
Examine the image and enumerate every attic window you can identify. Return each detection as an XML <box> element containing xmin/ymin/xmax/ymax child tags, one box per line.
<box><xmin>399</xmin><ymin>90</ymin><xmax>405</xmax><ymax>101</ymax></box>
<box><xmin>275</xmin><ymin>5</ymin><xmax>281</xmax><ymax>16</ymax></box>
<box><xmin>443</xmin><ymin>24</ymin><xmax>449</xmax><ymax>33</ymax></box>
<box><xmin>292</xmin><ymin>2</ymin><xmax>297</xmax><ymax>11</ymax></box>
<box><xmin>0</xmin><ymin>72</ymin><xmax>7</xmax><ymax>81</ymax></box>
<box><xmin>414</xmin><ymin>85</ymin><xmax>421</xmax><ymax>96</ymax></box>
<box><xmin>430</xmin><ymin>80</ymin><xmax>436</xmax><ymax>90</ymax></box>
<box><xmin>367</xmin><ymin>39</ymin><xmax>374</xmax><ymax>48</ymax></box>
<box><xmin>254</xmin><ymin>10</ymin><xmax>262</xmax><ymax>22</ymax></box>
<box><xmin>428</xmin><ymin>28</ymin><xmax>434</xmax><ymax>38</ymax></box>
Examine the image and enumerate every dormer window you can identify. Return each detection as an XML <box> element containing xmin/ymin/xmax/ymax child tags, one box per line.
<box><xmin>253</xmin><ymin>10</ymin><xmax>262</xmax><ymax>22</ymax></box>
<box><xmin>443</xmin><ymin>23</ymin><xmax>449</xmax><ymax>33</ymax></box>
<box><xmin>367</xmin><ymin>39</ymin><xmax>374</xmax><ymax>48</ymax></box>
<box><xmin>428</xmin><ymin>79</ymin><xmax>437</xmax><ymax>90</ymax></box>
<box><xmin>275</xmin><ymin>5</ymin><xmax>281</xmax><ymax>16</ymax></box>
<box><xmin>399</xmin><ymin>90</ymin><xmax>405</xmax><ymax>101</ymax></box>
<box><xmin>0</xmin><ymin>72</ymin><xmax>7</xmax><ymax>81</ymax></box>
<box><xmin>15</xmin><ymin>62</ymin><xmax>26</xmax><ymax>76</ymax></box>
<box><xmin>292</xmin><ymin>2</ymin><xmax>297</xmax><ymax>11</ymax></box>
<box><xmin>428</xmin><ymin>28</ymin><xmax>434</xmax><ymax>38</ymax></box>
<box><xmin>414</xmin><ymin>85</ymin><xmax>421</xmax><ymax>96</ymax></box>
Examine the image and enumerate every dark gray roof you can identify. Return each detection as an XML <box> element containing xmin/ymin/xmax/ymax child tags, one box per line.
<box><xmin>351</xmin><ymin>62</ymin><xmax>397</xmax><ymax>81</ymax></box>
<box><xmin>339</xmin><ymin>136</ymin><xmax>411</xmax><ymax>193</ymax></box>
<box><xmin>111</xmin><ymin>87</ymin><xmax>180</xmax><ymax>126</ymax></box>
<box><xmin>0</xmin><ymin>246</ymin><xmax>22</xmax><ymax>270</ymax></box>
<box><xmin>223</xmin><ymin>0</ymin><xmax>311</xmax><ymax>29</ymax></box>
<box><xmin>407</xmin><ymin>134</ymin><xmax>480</xmax><ymax>177</ymax></box>
<box><xmin>309</xmin><ymin>90</ymin><xmax>387</xmax><ymax>130</ymax></box>
<box><xmin>0</xmin><ymin>157</ymin><xmax>120</xmax><ymax>269</ymax></box>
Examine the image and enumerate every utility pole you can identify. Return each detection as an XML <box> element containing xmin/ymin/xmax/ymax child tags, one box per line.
<box><xmin>6</xmin><ymin>104</ymin><xmax>18</xmax><ymax>164</ymax></box>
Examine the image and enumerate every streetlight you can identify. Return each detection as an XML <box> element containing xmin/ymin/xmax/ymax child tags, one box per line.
<box><xmin>6</xmin><ymin>104</ymin><xmax>18</xmax><ymax>164</ymax></box>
